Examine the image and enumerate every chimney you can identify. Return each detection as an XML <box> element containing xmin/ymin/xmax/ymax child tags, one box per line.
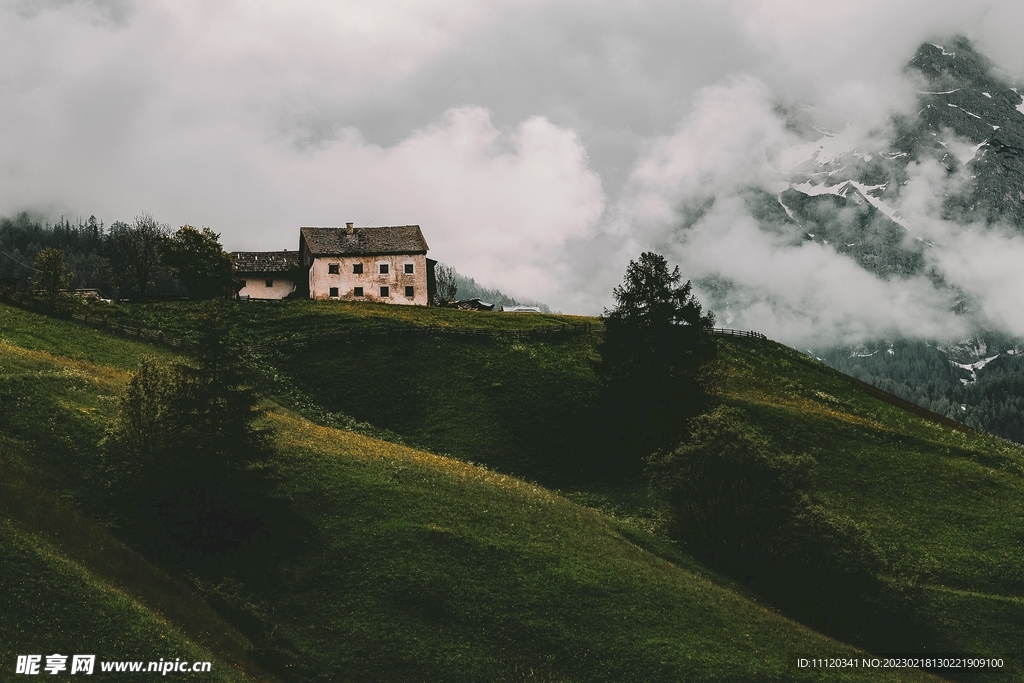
<box><xmin>346</xmin><ymin>222</ymin><xmax>354</xmax><ymax>235</ymax></box>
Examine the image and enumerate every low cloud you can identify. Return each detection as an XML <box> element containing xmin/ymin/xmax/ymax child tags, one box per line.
<box><xmin>4</xmin><ymin>0</ymin><xmax>1024</xmax><ymax>329</ymax></box>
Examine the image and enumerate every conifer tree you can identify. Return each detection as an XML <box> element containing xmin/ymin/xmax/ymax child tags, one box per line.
<box><xmin>599</xmin><ymin>252</ymin><xmax>717</xmax><ymax>467</ymax></box>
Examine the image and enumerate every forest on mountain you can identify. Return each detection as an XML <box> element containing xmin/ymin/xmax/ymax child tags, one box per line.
<box><xmin>819</xmin><ymin>338</ymin><xmax>1024</xmax><ymax>445</ymax></box>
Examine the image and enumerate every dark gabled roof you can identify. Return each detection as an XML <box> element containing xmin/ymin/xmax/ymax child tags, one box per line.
<box><xmin>230</xmin><ymin>251</ymin><xmax>300</xmax><ymax>274</ymax></box>
<box><xmin>300</xmin><ymin>225</ymin><xmax>428</xmax><ymax>257</ymax></box>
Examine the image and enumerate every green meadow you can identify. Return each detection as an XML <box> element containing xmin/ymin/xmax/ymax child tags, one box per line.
<box><xmin>3</xmin><ymin>298</ymin><xmax>1022</xmax><ymax>680</ymax></box>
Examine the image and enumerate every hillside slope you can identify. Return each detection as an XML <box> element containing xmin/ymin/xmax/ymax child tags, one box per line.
<box><xmin>0</xmin><ymin>301</ymin><xmax>942</xmax><ymax>682</ymax></box>
<box><xmin>27</xmin><ymin>298</ymin><xmax>1024</xmax><ymax>678</ymax></box>
<box><xmin>0</xmin><ymin>309</ymin><xmax>268</xmax><ymax>681</ymax></box>
<box><xmin>718</xmin><ymin>335</ymin><xmax>1024</xmax><ymax>669</ymax></box>
<box><xmin>211</xmin><ymin>301</ymin><xmax>1024</xmax><ymax>675</ymax></box>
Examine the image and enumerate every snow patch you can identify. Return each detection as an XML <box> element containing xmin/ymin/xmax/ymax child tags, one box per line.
<box><xmin>788</xmin><ymin>180</ymin><xmax>906</xmax><ymax>228</ymax></box>
<box><xmin>959</xmin><ymin>140</ymin><xmax>987</xmax><ymax>164</ymax></box>
<box><xmin>951</xmin><ymin>354</ymin><xmax>1001</xmax><ymax>382</ymax></box>
<box><xmin>777</xmin><ymin>194</ymin><xmax>796</xmax><ymax>221</ymax></box>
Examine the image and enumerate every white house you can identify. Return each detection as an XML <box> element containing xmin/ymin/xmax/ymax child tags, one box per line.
<box><xmin>299</xmin><ymin>224</ymin><xmax>436</xmax><ymax>305</ymax></box>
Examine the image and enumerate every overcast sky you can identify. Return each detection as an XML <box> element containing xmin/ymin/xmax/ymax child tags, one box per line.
<box><xmin>4</xmin><ymin>0</ymin><xmax>1024</xmax><ymax>329</ymax></box>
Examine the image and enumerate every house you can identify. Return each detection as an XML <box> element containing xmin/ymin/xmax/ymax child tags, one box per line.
<box><xmin>299</xmin><ymin>224</ymin><xmax>436</xmax><ymax>305</ymax></box>
<box><xmin>230</xmin><ymin>250</ymin><xmax>300</xmax><ymax>300</ymax></box>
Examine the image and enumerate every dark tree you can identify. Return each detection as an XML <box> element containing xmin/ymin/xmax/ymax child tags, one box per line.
<box><xmin>163</xmin><ymin>225</ymin><xmax>233</xmax><ymax>299</ymax></box>
<box><xmin>32</xmin><ymin>247</ymin><xmax>72</xmax><ymax>309</ymax></box>
<box><xmin>101</xmin><ymin>321</ymin><xmax>283</xmax><ymax>561</ymax></box>
<box><xmin>647</xmin><ymin>406</ymin><xmax>911</xmax><ymax>650</ymax></box>
<box><xmin>109</xmin><ymin>213</ymin><xmax>168</xmax><ymax>299</ymax></box>
<box><xmin>599</xmin><ymin>252</ymin><xmax>717</xmax><ymax>465</ymax></box>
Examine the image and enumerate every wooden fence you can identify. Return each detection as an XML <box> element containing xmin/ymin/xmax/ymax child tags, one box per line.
<box><xmin>710</xmin><ymin>327</ymin><xmax>767</xmax><ymax>340</ymax></box>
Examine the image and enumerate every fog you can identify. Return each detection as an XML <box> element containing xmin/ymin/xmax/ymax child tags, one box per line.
<box><xmin>4</xmin><ymin>0</ymin><xmax>1024</xmax><ymax>342</ymax></box>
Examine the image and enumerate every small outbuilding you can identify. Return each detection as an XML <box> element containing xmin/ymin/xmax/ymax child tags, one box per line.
<box><xmin>230</xmin><ymin>250</ymin><xmax>301</xmax><ymax>300</ymax></box>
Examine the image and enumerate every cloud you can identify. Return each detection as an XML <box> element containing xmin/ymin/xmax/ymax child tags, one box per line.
<box><xmin>3</xmin><ymin>0</ymin><xmax>1024</xmax><ymax>327</ymax></box>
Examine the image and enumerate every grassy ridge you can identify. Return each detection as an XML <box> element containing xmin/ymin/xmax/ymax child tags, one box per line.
<box><xmin>0</xmin><ymin>520</ymin><xmax>250</xmax><ymax>683</ymax></box>
<box><xmin>272</xmin><ymin>333</ymin><xmax>601</xmax><ymax>478</ymax></box>
<box><xmin>192</xmin><ymin>301</ymin><xmax>1024</xmax><ymax>674</ymax></box>
<box><xmin>0</xmin><ymin>301</ymin><xmax>940</xmax><ymax>682</ymax></box>
<box><xmin>257</xmin><ymin>409</ymin><xmax>934</xmax><ymax>682</ymax></box>
<box><xmin>41</xmin><ymin>300</ymin><xmax>1024</xmax><ymax>671</ymax></box>
<box><xmin>717</xmin><ymin>336</ymin><xmax>1024</xmax><ymax>666</ymax></box>
<box><xmin>68</xmin><ymin>298</ymin><xmax>595</xmax><ymax>346</ymax></box>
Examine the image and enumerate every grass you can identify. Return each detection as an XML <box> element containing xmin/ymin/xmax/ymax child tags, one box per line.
<box><xmin>0</xmin><ymin>299</ymin><xmax>943</xmax><ymax>682</ymax></box>
<box><xmin>0</xmin><ymin>459</ymin><xmax>268</xmax><ymax>683</ymax></box>
<box><xmin>212</xmin><ymin>301</ymin><xmax>1024</xmax><ymax>677</ymax></box>
<box><xmin>0</xmin><ymin>520</ymin><xmax>250</xmax><ymax>683</ymax></box>
<box><xmin>269</xmin><ymin>332</ymin><xmax>603</xmax><ymax>479</ymax></box>
<box><xmin>253</xmin><ymin>409</ymin><xmax>936</xmax><ymax>682</ymax></box>
<box><xmin>715</xmin><ymin>336</ymin><xmax>1024</xmax><ymax>669</ymax></box>
<box><xmin>64</xmin><ymin>297</ymin><xmax>597</xmax><ymax>347</ymax></box>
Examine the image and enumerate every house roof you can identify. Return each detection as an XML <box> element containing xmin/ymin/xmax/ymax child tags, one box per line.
<box><xmin>300</xmin><ymin>225</ymin><xmax>429</xmax><ymax>257</ymax></box>
<box><xmin>230</xmin><ymin>251</ymin><xmax>300</xmax><ymax>274</ymax></box>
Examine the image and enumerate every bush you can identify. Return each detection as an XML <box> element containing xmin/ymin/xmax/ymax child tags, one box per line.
<box><xmin>647</xmin><ymin>406</ymin><xmax>811</xmax><ymax>573</ymax></box>
<box><xmin>648</xmin><ymin>406</ymin><xmax>927</xmax><ymax>650</ymax></box>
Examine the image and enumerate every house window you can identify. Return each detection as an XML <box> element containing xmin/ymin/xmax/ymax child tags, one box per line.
<box><xmin>380</xmin><ymin>286</ymin><xmax>390</xmax><ymax>297</ymax></box>
<box><xmin>404</xmin><ymin>263</ymin><xmax>414</xmax><ymax>274</ymax></box>
<box><xmin>265</xmin><ymin>279</ymin><xmax>274</xmax><ymax>288</ymax></box>
<box><xmin>379</xmin><ymin>263</ymin><xmax>389</xmax><ymax>274</ymax></box>
<box><xmin>354</xmin><ymin>287</ymin><xmax>364</xmax><ymax>297</ymax></box>
<box><xmin>353</xmin><ymin>263</ymin><xmax>363</xmax><ymax>274</ymax></box>
<box><xmin>328</xmin><ymin>263</ymin><xmax>339</xmax><ymax>274</ymax></box>
<box><xmin>329</xmin><ymin>287</ymin><xmax>339</xmax><ymax>298</ymax></box>
<box><xmin>405</xmin><ymin>286</ymin><xmax>414</xmax><ymax>297</ymax></box>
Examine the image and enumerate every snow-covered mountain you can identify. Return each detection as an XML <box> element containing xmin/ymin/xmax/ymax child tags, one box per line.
<box><xmin>741</xmin><ymin>37</ymin><xmax>1024</xmax><ymax>443</ymax></box>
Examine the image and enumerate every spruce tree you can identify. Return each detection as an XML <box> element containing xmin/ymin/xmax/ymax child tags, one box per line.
<box><xmin>599</xmin><ymin>252</ymin><xmax>717</xmax><ymax>468</ymax></box>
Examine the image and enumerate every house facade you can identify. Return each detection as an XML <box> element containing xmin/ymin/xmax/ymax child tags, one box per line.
<box><xmin>299</xmin><ymin>224</ymin><xmax>435</xmax><ymax>305</ymax></box>
<box><xmin>231</xmin><ymin>250</ymin><xmax>300</xmax><ymax>300</ymax></box>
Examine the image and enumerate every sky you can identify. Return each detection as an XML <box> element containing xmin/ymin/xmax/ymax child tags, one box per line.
<box><xmin>4</xmin><ymin>0</ymin><xmax>1024</xmax><ymax>339</ymax></box>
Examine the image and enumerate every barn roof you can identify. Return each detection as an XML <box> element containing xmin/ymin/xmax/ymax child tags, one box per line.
<box><xmin>300</xmin><ymin>225</ymin><xmax>428</xmax><ymax>257</ymax></box>
<box><xmin>230</xmin><ymin>251</ymin><xmax>300</xmax><ymax>274</ymax></box>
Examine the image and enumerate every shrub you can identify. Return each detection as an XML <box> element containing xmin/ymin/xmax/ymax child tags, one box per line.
<box><xmin>648</xmin><ymin>406</ymin><xmax>925</xmax><ymax>649</ymax></box>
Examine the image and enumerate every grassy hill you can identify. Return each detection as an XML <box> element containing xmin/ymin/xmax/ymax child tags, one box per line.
<box><xmin>0</xmin><ymin>299</ymin><xmax>952</xmax><ymax>682</ymax></box>
<box><xmin>81</xmin><ymin>299</ymin><xmax>1024</xmax><ymax>676</ymax></box>
<box><xmin>716</xmin><ymin>336</ymin><xmax>1024</xmax><ymax>663</ymax></box>
<box><xmin>0</xmin><ymin>309</ymin><xmax>269</xmax><ymax>682</ymax></box>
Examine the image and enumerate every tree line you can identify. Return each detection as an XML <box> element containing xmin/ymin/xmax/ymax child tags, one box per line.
<box><xmin>0</xmin><ymin>211</ymin><xmax>232</xmax><ymax>301</ymax></box>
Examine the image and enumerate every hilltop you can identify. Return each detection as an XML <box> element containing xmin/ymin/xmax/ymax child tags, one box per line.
<box><xmin>4</xmin><ymin>298</ymin><xmax>1024</xmax><ymax>679</ymax></box>
<box><xmin>0</xmin><ymin>298</ymin><xmax>968</xmax><ymax>682</ymax></box>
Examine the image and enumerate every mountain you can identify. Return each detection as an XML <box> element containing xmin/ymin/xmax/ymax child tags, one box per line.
<box><xmin>709</xmin><ymin>37</ymin><xmax>1024</xmax><ymax>446</ymax></box>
